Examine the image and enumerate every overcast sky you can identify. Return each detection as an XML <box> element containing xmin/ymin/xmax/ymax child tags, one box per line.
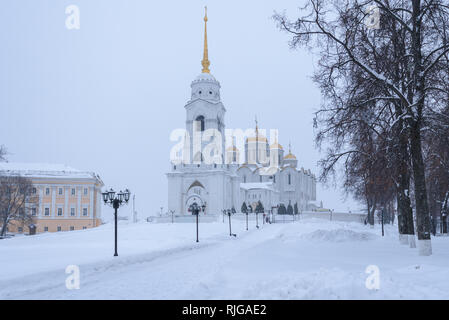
<box><xmin>0</xmin><ymin>0</ymin><xmax>360</xmax><ymax>220</ymax></box>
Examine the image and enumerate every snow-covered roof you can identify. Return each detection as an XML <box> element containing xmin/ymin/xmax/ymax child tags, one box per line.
<box><xmin>0</xmin><ymin>162</ymin><xmax>102</xmax><ymax>182</ymax></box>
<box><xmin>240</xmin><ymin>182</ymin><xmax>275</xmax><ymax>191</ymax></box>
<box><xmin>192</xmin><ymin>72</ymin><xmax>219</xmax><ymax>83</ymax></box>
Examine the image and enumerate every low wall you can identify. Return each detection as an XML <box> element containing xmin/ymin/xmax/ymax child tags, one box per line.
<box><xmin>146</xmin><ymin>211</ymin><xmax>366</xmax><ymax>224</ymax></box>
<box><xmin>147</xmin><ymin>214</ymin><xmax>220</xmax><ymax>223</ymax></box>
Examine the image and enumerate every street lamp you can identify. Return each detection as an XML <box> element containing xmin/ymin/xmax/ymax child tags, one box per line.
<box><xmin>255</xmin><ymin>205</ymin><xmax>260</xmax><ymax>229</ymax></box>
<box><xmin>102</xmin><ymin>188</ymin><xmax>130</xmax><ymax>257</ymax></box>
<box><xmin>189</xmin><ymin>202</ymin><xmax>206</xmax><ymax>242</ymax></box>
<box><xmin>226</xmin><ymin>209</ymin><xmax>237</xmax><ymax>237</ymax></box>
<box><xmin>169</xmin><ymin>210</ymin><xmax>175</xmax><ymax>223</ymax></box>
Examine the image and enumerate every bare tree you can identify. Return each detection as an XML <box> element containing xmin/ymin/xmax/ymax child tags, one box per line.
<box><xmin>0</xmin><ymin>175</ymin><xmax>37</xmax><ymax>237</ymax></box>
<box><xmin>274</xmin><ymin>0</ymin><xmax>449</xmax><ymax>255</ymax></box>
<box><xmin>0</xmin><ymin>145</ymin><xmax>7</xmax><ymax>162</ymax></box>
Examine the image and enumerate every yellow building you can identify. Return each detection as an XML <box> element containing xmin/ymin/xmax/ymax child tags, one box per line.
<box><xmin>0</xmin><ymin>163</ymin><xmax>104</xmax><ymax>234</ymax></box>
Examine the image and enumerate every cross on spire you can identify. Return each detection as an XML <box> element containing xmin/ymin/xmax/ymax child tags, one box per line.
<box><xmin>201</xmin><ymin>6</ymin><xmax>210</xmax><ymax>73</ymax></box>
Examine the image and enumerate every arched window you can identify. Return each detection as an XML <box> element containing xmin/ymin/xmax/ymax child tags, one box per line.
<box><xmin>243</xmin><ymin>175</ymin><xmax>247</xmax><ymax>183</ymax></box>
<box><xmin>195</xmin><ymin>115</ymin><xmax>205</xmax><ymax>132</ymax></box>
<box><xmin>288</xmin><ymin>173</ymin><xmax>291</xmax><ymax>185</ymax></box>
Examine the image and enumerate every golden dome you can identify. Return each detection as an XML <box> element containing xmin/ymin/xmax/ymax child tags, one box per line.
<box><xmin>284</xmin><ymin>152</ymin><xmax>297</xmax><ymax>160</ymax></box>
<box><xmin>246</xmin><ymin>136</ymin><xmax>268</xmax><ymax>142</ymax></box>
<box><xmin>270</xmin><ymin>143</ymin><xmax>283</xmax><ymax>150</ymax></box>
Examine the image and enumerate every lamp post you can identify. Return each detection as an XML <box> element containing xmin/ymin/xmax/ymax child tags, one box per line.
<box><xmin>189</xmin><ymin>202</ymin><xmax>205</xmax><ymax>242</ymax></box>
<box><xmin>102</xmin><ymin>188</ymin><xmax>130</xmax><ymax>257</ymax></box>
<box><xmin>255</xmin><ymin>206</ymin><xmax>260</xmax><ymax>229</ymax></box>
<box><xmin>227</xmin><ymin>209</ymin><xmax>237</xmax><ymax>237</ymax></box>
<box><xmin>169</xmin><ymin>210</ymin><xmax>175</xmax><ymax>223</ymax></box>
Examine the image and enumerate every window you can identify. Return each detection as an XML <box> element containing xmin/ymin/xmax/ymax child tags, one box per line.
<box><xmin>84</xmin><ymin>188</ymin><xmax>88</xmax><ymax>195</ymax></box>
<box><xmin>45</xmin><ymin>188</ymin><xmax>50</xmax><ymax>195</ymax></box>
<box><xmin>44</xmin><ymin>226</ymin><xmax>48</xmax><ymax>232</ymax></box>
<box><xmin>82</xmin><ymin>226</ymin><xmax>87</xmax><ymax>230</ymax></box>
<box><xmin>243</xmin><ymin>176</ymin><xmax>247</xmax><ymax>183</ymax></box>
<box><xmin>83</xmin><ymin>208</ymin><xmax>88</xmax><ymax>216</ymax></box>
<box><xmin>70</xmin><ymin>208</ymin><xmax>76</xmax><ymax>216</ymax></box>
<box><xmin>57</xmin><ymin>226</ymin><xmax>61</xmax><ymax>232</ymax></box>
<box><xmin>57</xmin><ymin>208</ymin><xmax>63</xmax><ymax>216</ymax></box>
<box><xmin>260</xmin><ymin>176</ymin><xmax>262</xmax><ymax>182</ymax></box>
<box><xmin>70</xmin><ymin>226</ymin><xmax>75</xmax><ymax>231</ymax></box>
<box><xmin>58</xmin><ymin>188</ymin><xmax>63</xmax><ymax>195</ymax></box>
<box><xmin>195</xmin><ymin>115</ymin><xmax>205</xmax><ymax>132</ymax></box>
<box><xmin>273</xmin><ymin>175</ymin><xmax>276</xmax><ymax>183</ymax></box>
<box><xmin>18</xmin><ymin>227</ymin><xmax>23</xmax><ymax>233</ymax></box>
<box><xmin>71</xmin><ymin>188</ymin><xmax>76</xmax><ymax>196</ymax></box>
<box><xmin>32</xmin><ymin>188</ymin><xmax>37</xmax><ymax>194</ymax></box>
<box><xmin>45</xmin><ymin>208</ymin><xmax>50</xmax><ymax>216</ymax></box>
<box><xmin>288</xmin><ymin>174</ymin><xmax>291</xmax><ymax>185</ymax></box>
<box><xmin>31</xmin><ymin>208</ymin><xmax>37</xmax><ymax>216</ymax></box>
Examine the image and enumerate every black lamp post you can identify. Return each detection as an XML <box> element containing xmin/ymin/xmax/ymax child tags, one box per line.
<box><xmin>102</xmin><ymin>188</ymin><xmax>130</xmax><ymax>257</ymax></box>
<box><xmin>226</xmin><ymin>209</ymin><xmax>237</xmax><ymax>237</ymax></box>
<box><xmin>245</xmin><ymin>209</ymin><xmax>248</xmax><ymax>231</ymax></box>
<box><xmin>189</xmin><ymin>202</ymin><xmax>205</xmax><ymax>242</ymax></box>
<box><xmin>255</xmin><ymin>206</ymin><xmax>260</xmax><ymax>229</ymax></box>
<box><xmin>169</xmin><ymin>210</ymin><xmax>175</xmax><ymax>223</ymax></box>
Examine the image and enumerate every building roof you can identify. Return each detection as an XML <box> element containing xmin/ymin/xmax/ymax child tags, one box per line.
<box><xmin>246</xmin><ymin>136</ymin><xmax>268</xmax><ymax>142</ymax></box>
<box><xmin>270</xmin><ymin>142</ymin><xmax>283</xmax><ymax>150</ymax></box>
<box><xmin>284</xmin><ymin>152</ymin><xmax>297</xmax><ymax>160</ymax></box>
<box><xmin>240</xmin><ymin>182</ymin><xmax>275</xmax><ymax>191</ymax></box>
<box><xmin>0</xmin><ymin>162</ymin><xmax>103</xmax><ymax>182</ymax></box>
<box><xmin>192</xmin><ymin>72</ymin><xmax>220</xmax><ymax>85</ymax></box>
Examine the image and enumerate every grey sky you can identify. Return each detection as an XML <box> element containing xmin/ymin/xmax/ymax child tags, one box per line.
<box><xmin>0</xmin><ymin>0</ymin><xmax>359</xmax><ymax>219</ymax></box>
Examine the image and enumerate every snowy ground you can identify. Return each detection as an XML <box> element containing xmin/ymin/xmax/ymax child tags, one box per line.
<box><xmin>1</xmin><ymin>217</ymin><xmax>449</xmax><ymax>299</ymax></box>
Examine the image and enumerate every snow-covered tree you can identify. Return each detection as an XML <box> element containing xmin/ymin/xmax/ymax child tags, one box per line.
<box><xmin>0</xmin><ymin>145</ymin><xmax>7</xmax><ymax>162</ymax></box>
<box><xmin>275</xmin><ymin>0</ymin><xmax>449</xmax><ymax>255</ymax></box>
<box><xmin>241</xmin><ymin>202</ymin><xmax>248</xmax><ymax>214</ymax></box>
<box><xmin>287</xmin><ymin>204</ymin><xmax>293</xmax><ymax>215</ymax></box>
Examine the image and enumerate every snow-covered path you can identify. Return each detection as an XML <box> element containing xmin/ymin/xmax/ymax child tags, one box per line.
<box><xmin>1</xmin><ymin>218</ymin><xmax>449</xmax><ymax>299</ymax></box>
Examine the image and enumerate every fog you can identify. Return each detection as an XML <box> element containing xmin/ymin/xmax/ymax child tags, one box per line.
<box><xmin>0</xmin><ymin>0</ymin><xmax>359</xmax><ymax>220</ymax></box>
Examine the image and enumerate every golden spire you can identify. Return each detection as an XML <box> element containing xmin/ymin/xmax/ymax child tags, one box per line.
<box><xmin>201</xmin><ymin>6</ymin><xmax>211</xmax><ymax>73</ymax></box>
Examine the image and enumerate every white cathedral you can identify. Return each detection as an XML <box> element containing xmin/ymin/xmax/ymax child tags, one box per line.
<box><xmin>167</xmin><ymin>9</ymin><xmax>317</xmax><ymax>216</ymax></box>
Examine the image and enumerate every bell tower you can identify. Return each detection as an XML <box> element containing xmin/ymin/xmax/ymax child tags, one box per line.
<box><xmin>185</xmin><ymin>7</ymin><xmax>226</xmax><ymax>164</ymax></box>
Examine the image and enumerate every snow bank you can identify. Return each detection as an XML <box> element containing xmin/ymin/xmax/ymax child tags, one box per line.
<box><xmin>300</xmin><ymin>228</ymin><xmax>378</xmax><ymax>242</ymax></box>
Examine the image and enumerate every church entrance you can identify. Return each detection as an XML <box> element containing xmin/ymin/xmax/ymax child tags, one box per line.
<box><xmin>186</xmin><ymin>195</ymin><xmax>205</xmax><ymax>215</ymax></box>
<box><xmin>185</xmin><ymin>180</ymin><xmax>207</xmax><ymax>215</ymax></box>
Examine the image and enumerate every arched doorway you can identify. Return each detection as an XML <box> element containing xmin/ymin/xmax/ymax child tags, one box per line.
<box><xmin>185</xmin><ymin>180</ymin><xmax>206</xmax><ymax>215</ymax></box>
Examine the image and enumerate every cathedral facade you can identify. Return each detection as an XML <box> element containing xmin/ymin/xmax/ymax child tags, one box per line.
<box><xmin>166</xmin><ymin>9</ymin><xmax>316</xmax><ymax>216</ymax></box>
